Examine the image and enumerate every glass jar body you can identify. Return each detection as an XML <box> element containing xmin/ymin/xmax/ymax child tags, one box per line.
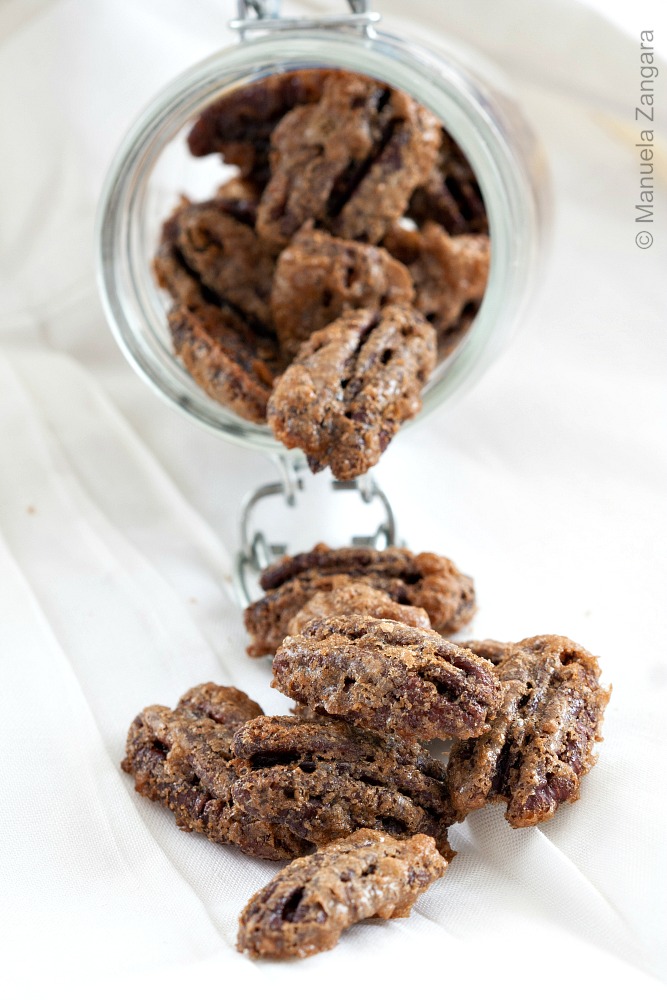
<box><xmin>96</xmin><ymin>23</ymin><xmax>549</xmax><ymax>455</ymax></box>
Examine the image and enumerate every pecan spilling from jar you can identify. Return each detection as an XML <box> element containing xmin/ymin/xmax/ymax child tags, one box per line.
<box><xmin>257</xmin><ymin>72</ymin><xmax>440</xmax><ymax>247</ymax></box>
<box><xmin>447</xmin><ymin>635</ymin><xmax>611</xmax><ymax>827</ymax></box>
<box><xmin>267</xmin><ymin>305</ymin><xmax>436</xmax><ymax>479</ymax></box>
<box><xmin>271</xmin><ymin>224</ymin><xmax>414</xmax><ymax>360</ymax></box>
<box><xmin>272</xmin><ymin>615</ymin><xmax>502</xmax><ymax>742</ymax></box>
<box><xmin>229</xmin><ymin>714</ymin><xmax>457</xmax><ymax>859</ymax></box>
<box><xmin>243</xmin><ymin>543</ymin><xmax>475</xmax><ymax>657</ymax></box>
<box><xmin>237</xmin><ymin>829</ymin><xmax>447</xmax><ymax>960</ymax></box>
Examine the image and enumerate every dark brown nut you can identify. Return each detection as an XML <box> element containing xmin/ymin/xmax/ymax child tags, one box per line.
<box><xmin>120</xmin><ymin>684</ymin><xmax>310</xmax><ymax>860</ymax></box>
<box><xmin>384</xmin><ymin>221</ymin><xmax>490</xmax><ymax>356</ymax></box>
<box><xmin>154</xmin><ymin>235</ymin><xmax>284</xmax><ymax>423</ymax></box>
<box><xmin>244</xmin><ymin>543</ymin><xmax>476</xmax><ymax>657</ymax></box>
<box><xmin>187</xmin><ymin>69</ymin><xmax>331</xmax><ymax>185</ymax></box>
<box><xmin>271</xmin><ymin>225</ymin><xmax>414</xmax><ymax>360</ymax></box>
<box><xmin>267</xmin><ymin>305</ymin><xmax>437</xmax><ymax>479</ymax></box>
<box><xmin>273</xmin><ymin>615</ymin><xmax>502</xmax><ymax>742</ymax></box>
<box><xmin>168</xmin><ymin>302</ymin><xmax>282</xmax><ymax>423</ymax></box>
<box><xmin>237</xmin><ymin>829</ymin><xmax>447</xmax><ymax>960</ymax></box>
<box><xmin>447</xmin><ymin>635</ymin><xmax>611</xmax><ymax>828</ymax></box>
<box><xmin>257</xmin><ymin>74</ymin><xmax>440</xmax><ymax>247</ymax></box>
<box><xmin>173</xmin><ymin>198</ymin><xmax>276</xmax><ymax>330</ymax></box>
<box><xmin>287</xmin><ymin>581</ymin><xmax>431</xmax><ymax>636</ymax></box>
<box><xmin>230</xmin><ymin>714</ymin><xmax>457</xmax><ymax>859</ymax></box>
<box><xmin>408</xmin><ymin>129</ymin><xmax>488</xmax><ymax>235</ymax></box>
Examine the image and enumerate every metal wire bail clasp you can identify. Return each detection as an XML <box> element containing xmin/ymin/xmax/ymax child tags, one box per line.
<box><xmin>230</xmin><ymin>0</ymin><xmax>381</xmax><ymax>37</ymax></box>
<box><xmin>234</xmin><ymin>457</ymin><xmax>398</xmax><ymax>607</ymax></box>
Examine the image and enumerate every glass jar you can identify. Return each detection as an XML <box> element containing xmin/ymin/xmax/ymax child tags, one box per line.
<box><xmin>95</xmin><ymin>0</ymin><xmax>549</xmax><ymax>581</ymax></box>
<box><xmin>97</xmin><ymin>0</ymin><xmax>548</xmax><ymax>441</ymax></box>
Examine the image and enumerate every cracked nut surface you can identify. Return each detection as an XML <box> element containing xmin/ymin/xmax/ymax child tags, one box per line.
<box><xmin>272</xmin><ymin>615</ymin><xmax>502</xmax><ymax>742</ymax></box>
<box><xmin>267</xmin><ymin>305</ymin><xmax>436</xmax><ymax>479</ymax></box>
<box><xmin>447</xmin><ymin>635</ymin><xmax>610</xmax><ymax>827</ymax></box>
<box><xmin>244</xmin><ymin>543</ymin><xmax>476</xmax><ymax>657</ymax></box>
<box><xmin>230</xmin><ymin>713</ymin><xmax>457</xmax><ymax>860</ymax></box>
<box><xmin>237</xmin><ymin>829</ymin><xmax>447</xmax><ymax>960</ymax></box>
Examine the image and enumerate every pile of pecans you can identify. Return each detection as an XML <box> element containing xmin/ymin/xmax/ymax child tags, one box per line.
<box><xmin>154</xmin><ymin>69</ymin><xmax>490</xmax><ymax>479</ymax></box>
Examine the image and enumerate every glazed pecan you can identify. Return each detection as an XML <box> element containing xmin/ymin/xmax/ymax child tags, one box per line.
<box><xmin>121</xmin><ymin>684</ymin><xmax>314</xmax><ymax>859</ymax></box>
<box><xmin>408</xmin><ymin>129</ymin><xmax>488</xmax><ymax>235</ymax></box>
<box><xmin>273</xmin><ymin>615</ymin><xmax>502</xmax><ymax>742</ymax></box>
<box><xmin>384</xmin><ymin>221</ymin><xmax>490</xmax><ymax>355</ymax></box>
<box><xmin>187</xmin><ymin>69</ymin><xmax>330</xmax><ymax>186</ymax></box>
<box><xmin>257</xmin><ymin>73</ymin><xmax>440</xmax><ymax>247</ymax></box>
<box><xmin>172</xmin><ymin>197</ymin><xmax>276</xmax><ymax>330</ymax></box>
<box><xmin>287</xmin><ymin>581</ymin><xmax>431</xmax><ymax>636</ymax></box>
<box><xmin>271</xmin><ymin>225</ymin><xmax>414</xmax><ymax>359</ymax></box>
<box><xmin>120</xmin><ymin>684</ymin><xmax>310</xmax><ymax>859</ymax></box>
<box><xmin>237</xmin><ymin>829</ymin><xmax>447</xmax><ymax>960</ymax></box>
<box><xmin>267</xmin><ymin>305</ymin><xmax>436</xmax><ymax>479</ymax></box>
<box><xmin>154</xmin><ymin>224</ymin><xmax>284</xmax><ymax>423</ymax></box>
<box><xmin>244</xmin><ymin>543</ymin><xmax>475</xmax><ymax>656</ymax></box>
<box><xmin>447</xmin><ymin>635</ymin><xmax>611</xmax><ymax>827</ymax></box>
<box><xmin>230</xmin><ymin>714</ymin><xmax>457</xmax><ymax>859</ymax></box>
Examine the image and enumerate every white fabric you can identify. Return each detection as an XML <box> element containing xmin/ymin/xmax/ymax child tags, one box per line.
<box><xmin>1</xmin><ymin>1</ymin><xmax>666</xmax><ymax>996</ymax></box>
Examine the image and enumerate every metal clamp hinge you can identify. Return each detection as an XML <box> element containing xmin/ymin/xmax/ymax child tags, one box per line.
<box><xmin>234</xmin><ymin>469</ymin><xmax>398</xmax><ymax>606</ymax></box>
<box><xmin>230</xmin><ymin>0</ymin><xmax>381</xmax><ymax>37</ymax></box>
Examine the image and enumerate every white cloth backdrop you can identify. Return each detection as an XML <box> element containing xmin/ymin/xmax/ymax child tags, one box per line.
<box><xmin>1</xmin><ymin>0</ymin><xmax>666</xmax><ymax>996</ymax></box>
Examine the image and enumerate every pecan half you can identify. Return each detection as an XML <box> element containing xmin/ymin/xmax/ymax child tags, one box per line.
<box><xmin>267</xmin><ymin>305</ymin><xmax>436</xmax><ymax>479</ymax></box>
<box><xmin>273</xmin><ymin>615</ymin><xmax>502</xmax><ymax>742</ymax></box>
<box><xmin>244</xmin><ymin>543</ymin><xmax>476</xmax><ymax>657</ymax></box>
<box><xmin>271</xmin><ymin>225</ymin><xmax>414</xmax><ymax>359</ymax></box>
<box><xmin>230</xmin><ymin>714</ymin><xmax>457</xmax><ymax>859</ymax></box>
<box><xmin>120</xmin><ymin>684</ymin><xmax>309</xmax><ymax>859</ymax></box>
<box><xmin>447</xmin><ymin>635</ymin><xmax>611</xmax><ymax>827</ymax></box>
<box><xmin>257</xmin><ymin>74</ymin><xmax>440</xmax><ymax>247</ymax></box>
<box><xmin>154</xmin><ymin>218</ymin><xmax>284</xmax><ymax>423</ymax></box>
<box><xmin>173</xmin><ymin>197</ymin><xmax>276</xmax><ymax>330</ymax></box>
<box><xmin>237</xmin><ymin>829</ymin><xmax>447</xmax><ymax>960</ymax></box>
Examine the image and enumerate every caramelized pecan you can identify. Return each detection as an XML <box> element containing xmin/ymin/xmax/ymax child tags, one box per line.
<box><xmin>267</xmin><ymin>306</ymin><xmax>436</xmax><ymax>479</ymax></box>
<box><xmin>447</xmin><ymin>635</ymin><xmax>611</xmax><ymax>827</ymax></box>
<box><xmin>238</xmin><ymin>829</ymin><xmax>447</xmax><ymax>960</ymax></box>
<box><xmin>272</xmin><ymin>615</ymin><xmax>502</xmax><ymax>742</ymax></box>
<box><xmin>230</xmin><ymin>714</ymin><xmax>456</xmax><ymax>859</ymax></box>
